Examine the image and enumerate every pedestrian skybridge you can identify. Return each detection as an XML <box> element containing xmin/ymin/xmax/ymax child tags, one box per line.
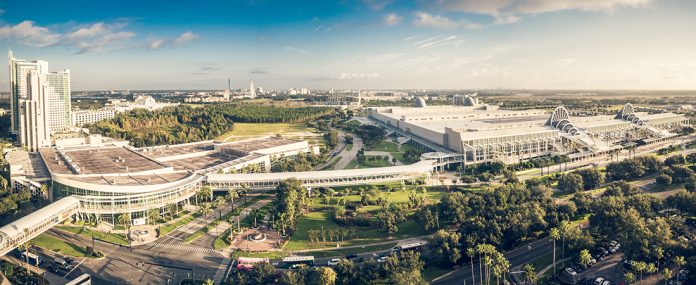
<box><xmin>0</xmin><ymin>197</ymin><xmax>80</xmax><ymax>257</ymax></box>
<box><xmin>206</xmin><ymin>160</ymin><xmax>435</xmax><ymax>189</ymax></box>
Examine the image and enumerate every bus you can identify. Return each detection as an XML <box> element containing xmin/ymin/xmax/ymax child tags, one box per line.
<box><xmin>282</xmin><ymin>256</ymin><xmax>314</xmax><ymax>268</ymax></box>
<box><xmin>236</xmin><ymin>257</ymin><xmax>269</xmax><ymax>270</ymax></box>
<box><xmin>66</xmin><ymin>274</ymin><xmax>91</xmax><ymax>285</ymax></box>
<box><xmin>391</xmin><ymin>242</ymin><xmax>424</xmax><ymax>253</ymax></box>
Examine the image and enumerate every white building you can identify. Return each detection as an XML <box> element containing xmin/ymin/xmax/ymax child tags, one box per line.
<box><xmin>43</xmin><ymin>70</ymin><xmax>72</xmax><ymax>132</ymax></box>
<box><xmin>9</xmin><ymin>50</ymin><xmax>73</xmax><ymax>151</ymax></box>
<box><xmin>71</xmin><ymin>108</ymin><xmax>116</xmax><ymax>127</ymax></box>
<box><xmin>249</xmin><ymin>80</ymin><xmax>256</xmax><ymax>98</ymax></box>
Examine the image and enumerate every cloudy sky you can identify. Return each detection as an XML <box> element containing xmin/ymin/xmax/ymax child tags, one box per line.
<box><xmin>0</xmin><ymin>0</ymin><xmax>695</xmax><ymax>90</ymax></box>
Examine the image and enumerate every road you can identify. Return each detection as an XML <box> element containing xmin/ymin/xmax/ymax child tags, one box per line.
<box><xmin>432</xmin><ymin>237</ymin><xmax>553</xmax><ymax>285</ymax></box>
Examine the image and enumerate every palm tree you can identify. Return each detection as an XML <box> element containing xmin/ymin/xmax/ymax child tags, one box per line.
<box><xmin>214</xmin><ymin>196</ymin><xmax>225</xmax><ymax>219</ymax></box>
<box><xmin>227</xmin><ymin>188</ymin><xmax>239</xmax><ymax>210</ymax></box>
<box><xmin>147</xmin><ymin>208</ymin><xmax>160</xmax><ymax>225</ymax></box>
<box><xmin>625</xmin><ymin>272</ymin><xmax>636</xmax><ymax>284</ymax></box>
<box><xmin>634</xmin><ymin>261</ymin><xmax>647</xmax><ymax>285</ymax></box>
<box><xmin>204</xmin><ymin>279</ymin><xmax>214</xmax><ymax>285</ymax></box>
<box><xmin>550</xmin><ymin>228</ymin><xmax>560</xmax><ymax>276</ymax></box>
<box><xmin>40</xmin><ymin>184</ymin><xmax>49</xmax><ymax>201</ymax></box>
<box><xmin>466</xmin><ymin>247</ymin><xmax>476</xmax><ymax>285</ymax></box>
<box><xmin>523</xmin><ymin>264</ymin><xmax>538</xmax><ymax>285</ymax></box>
<box><xmin>559</xmin><ymin>220</ymin><xmax>569</xmax><ymax>268</ymax></box>
<box><xmin>661</xmin><ymin>268</ymin><xmax>672</xmax><ymax>285</ymax></box>
<box><xmin>655</xmin><ymin>247</ymin><xmax>664</xmax><ymax>270</ymax></box>
<box><xmin>240</xmin><ymin>183</ymin><xmax>251</xmax><ymax>204</ymax></box>
<box><xmin>647</xmin><ymin>263</ymin><xmax>657</xmax><ymax>277</ymax></box>
<box><xmin>17</xmin><ymin>241</ymin><xmax>30</xmax><ymax>273</ymax></box>
<box><xmin>579</xmin><ymin>249</ymin><xmax>592</xmax><ymax>268</ymax></box>
<box><xmin>118</xmin><ymin>213</ymin><xmax>131</xmax><ymax>229</ymax></box>
<box><xmin>199</xmin><ymin>186</ymin><xmax>213</xmax><ymax>202</ymax></box>
<box><xmin>674</xmin><ymin>256</ymin><xmax>686</xmax><ymax>272</ymax></box>
<box><xmin>200</xmin><ymin>203</ymin><xmax>212</xmax><ymax>222</ymax></box>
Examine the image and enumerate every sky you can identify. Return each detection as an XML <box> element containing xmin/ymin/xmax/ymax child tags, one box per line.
<box><xmin>0</xmin><ymin>0</ymin><xmax>695</xmax><ymax>91</ymax></box>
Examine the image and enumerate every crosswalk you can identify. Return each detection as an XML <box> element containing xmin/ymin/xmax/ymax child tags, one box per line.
<box><xmin>149</xmin><ymin>242</ymin><xmax>219</xmax><ymax>254</ymax></box>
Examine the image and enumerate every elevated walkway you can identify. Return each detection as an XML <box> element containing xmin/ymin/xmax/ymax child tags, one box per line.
<box><xmin>0</xmin><ymin>197</ymin><xmax>80</xmax><ymax>257</ymax></box>
<box><xmin>206</xmin><ymin>160</ymin><xmax>435</xmax><ymax>189</ymax></box>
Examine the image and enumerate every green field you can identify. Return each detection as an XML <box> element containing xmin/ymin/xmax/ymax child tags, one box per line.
<box><xmin>217</xmin><ymin>123</ymin><xmax>318</xmax><ymax>142</ymax></box>
<box><xmin>56</xmin><ymin>226</ymin><xmax>129</xmax><ymax>246</ymax></box>
<box><xmin>346</xmin><ymin>156</ymin><xmax>394</xmax><ymax>169</ymax></box>
<box><xmin>346</xmin><ymin>143</ymin><xmax>354</xmax><ymax>151</ymax></box>
<box><xmin>371</xmin><ymin>141</ymin><xmax>399</xmax><ymax>152</ymax></box>
<box><xmin>31</xmin><ymin>234</ymin><xmax>89</xmax><ymax>257</ymax></box>
<box><xmin>285</xmin><ymin>188</ymin><xmax>443</xmax><ymax>250</ymax></box>
<box><xmin>309</xmin><ymin>242</ymin><xmax>397</xmax><ymax>258</ymax></box>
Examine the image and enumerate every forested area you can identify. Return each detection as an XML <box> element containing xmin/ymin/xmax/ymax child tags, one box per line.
<box><xmin>88</xmin><ymin>104</ymin><xmax>334</xmax><ymax>147</ymax></box>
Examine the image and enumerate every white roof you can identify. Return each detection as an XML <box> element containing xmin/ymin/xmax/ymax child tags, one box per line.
<box><xmin>0</xmin><ymin>197</ymin><xmax>80</xmax><ymax>238</ymax></box>
<box><xmin>206</xmin><ymin>161</ymin><xmax>434</xmax><ymax>184</ymax></box>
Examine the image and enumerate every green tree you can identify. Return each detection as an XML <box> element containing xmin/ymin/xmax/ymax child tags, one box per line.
<box><xmin>634</xmin><ymin>261</ymin><xmax>647</xmax><ymax>285</ymax></box>
<box><xmin>467</xmin><ymin>247</ymin><xmax>477</xmax><ymax>284</ymax></box>
<box><xmin>147</xmin><ymin>208</ymin><xmax>160</xmax><ymax>225</ymax></box>
<box><xmin>625</xmin><ymin>272</ymin><xmax>636</xmax><ymax>284</ymax></box>
<box><xmin>661</xmin><ymin>268</ymin><xmax>672</xmax><ymax>285</ymax></box>
<box><xmin>557</xmin><ymin>173</ymin><xmax>584</xmax><ymax>193</ymax></box>
<box><xmin>579</xmin><ymin>249</ymin><xmax>592</xmax><ymax>268</ymax></box>
<box><xmin>118</xmin><ymin>213</ymin><xmax>131</xmax><ymax>229</ymax></box>
<box><xmin>214</xmin><ymin>196</ymin><xmax>225</xmax><ymax>219</ymax></box>
<box><xmin>432</xmin><ymin>230</ymin><xmax>461</xmax><ymax>265</ymax></box>
<box><xmin>317</xmin><ymin>267</ymin><xmax>337</xmax><ymax>285</ymax></box>
<box><xmin>550</xmin><ymin>228</ymin><xmax>560</xmax><ymax>275</ymax></box>
<box><xmin>200</xmin><ymin>202</ymin><xmax>212</xmax><ymax>222</ymax></box>
<box><xmin>523</xmin><ymin>264</ymin><xmax>537</xmax><ymax>285</ymax></box>
<box><xmin>227</xmin><ymin>188</ymin><xmax>239</xmax><ymax>209</ymax></box>
<box><xmin>199</xmin><ymin>186</ymin><xmax>213</xmax><ymax>202</ymax></box>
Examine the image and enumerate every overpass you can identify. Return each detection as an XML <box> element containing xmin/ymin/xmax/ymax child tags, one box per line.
<box><xmin>0</xmin><ymin>197</ymin><xmax>80</xmax><ymax>257</ymax></box>
<box><xmin>206</xmin><ymin>160</ymin><xmax>435</xmax><ymax>189</ymax></box>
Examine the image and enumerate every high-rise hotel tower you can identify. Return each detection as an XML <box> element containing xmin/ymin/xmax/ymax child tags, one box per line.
<box><xmin>8</xmin><ymin>50</ymin><xmax>71</xmax><ymax>151</ymax></box>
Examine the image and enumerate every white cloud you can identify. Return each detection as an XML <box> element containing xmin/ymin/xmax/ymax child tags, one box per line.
<box><xmin>440</xmin><ymin>0</ymin><xmax>653</xmax><ymax>23</ymax></box>
<box><xmin>557</xmin><ymin>58</ymin><xmax>579</xmax><ymax>67</ymax></box>
<box><xmin>174</xmin><ymin>31</ymin><xmax>198</xmax><ymax>45</ymax></box>
<box><xmin>0</xmin><ymin>21</ymin><xmax>60</xmax><ymax>47</ymax></box>
<box><xmin>338</xmin><ymin>72</ymin><xmax>380</xmax><ymax>80</ymax></box>
<box><xmin>384</xmin><ymin>13</ymin><xmax>403</xmax><ymax>26</ymax></box>
<box><xmin>284</xmin><ymin>46</ymin><xmax>311</xmax><ymax>55</ymax></box>
<box><xmin>412</xmin><ymin>12</ymin><xmax>481</xmax><ymax>29</ymax></box>
<box><xmin>74</xmin><ymin>31</ymin><xmax>135</xmax><ymax>53</ymax></box>
<box><xmin>362</xmin><ymin>0</ymin><xmax>393</xmax><ymax>11</ymax></box>
<box><xmin>148</xmin><ymin>39</ymin><xmax>166</xmax><ymax>50</ymax></box>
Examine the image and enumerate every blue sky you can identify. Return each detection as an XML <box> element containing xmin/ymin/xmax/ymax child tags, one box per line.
<box><xmin>1</xmin><ymin>0</ymin><xmax>695</xmax><ymax>90</ymax></box>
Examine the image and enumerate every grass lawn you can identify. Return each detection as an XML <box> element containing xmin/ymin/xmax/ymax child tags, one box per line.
<box><xmin>31</xmin><ymin>234</ymin><xmax>89</xmax><ymax>257</ymax></box>
<box><xmin>56</xmin><ymin>226</ymin><xmax>129</xmax><ymax>246</ymax></box>
<box><xmin>345</xmin><ymin>156</ymin><xmax>393</xmax><ymax>169</ymax></box>
<box><xmin>309</xmin><ymin>242</ymin><xmax>397</xmax><ymax>258</ymax></box>
<box><xmin>159</xmin><ymin>212</ymin><xmax>200</xmax><ymax>236</ymax></box>
<box><xmin>285</xmin><ymin>211</ymin><xmax>430</xmax><ymax>251</ymax></box>
<box><xmin>231</xmin><ymin>250</ymin><xmax>288</xmax><ymax>259</ymax></box>
<box><xmin>424</xmin><ymin>265</ymin><xmax>453</xmax><ymax>282</ymax></box>
<box><xmin>346</xmin><ymin>143</ymin><xmax>354</xmax><ymax>151</ymax></box>
<box><xmin>344</xmin><ymin>120</ymin><xmax>362</xmax><ymax>128</ymax></box>
<box><xmin>217</xmin><ymin>123</ymin><xmax>317</xmax><ymax>142</ymax></box>
<box><xmin>371</xmin><ymin>141</ymin><xmax>399</xmax><ymax>152</ymax></box>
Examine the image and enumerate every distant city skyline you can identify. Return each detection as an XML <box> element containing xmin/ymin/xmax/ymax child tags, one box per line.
<box><xmin>1</xmin><ymin>0</ymin><xmax>696</xmax><ymax>90</ymax></box>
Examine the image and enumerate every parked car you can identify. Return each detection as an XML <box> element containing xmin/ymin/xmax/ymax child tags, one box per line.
<box><xmin>601</xmin><ymin>281</ymin><xmax>610</xmax><ymax>285</ymax></box>
<box><xmin>564</xmin><ymin>267</ymin><xmax>577</xmax><ymax>276</ymax></box>
<box><xmin>327</xmin><ymin>258</ymin><xmax>341</xmax><ymax>266</ymax></box>
<box><xmin>345</xmin><ymin>253</ymin><xmax>358</xmax><ymax>260</ymax></box>
<box><xmin>594</xmin><ymin>277</ymin><xmax>605</xmax><ymax>285</ymax></box>
<box><xmin>377</xmin><ymin>256</ymin><xmax>389</xmax><ymax>263</ymax></box>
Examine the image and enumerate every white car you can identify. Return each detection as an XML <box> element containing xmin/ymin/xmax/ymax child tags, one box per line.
<box><xmin>377</xmin><ymin>256</ymin><xmax>389</xmax><ymax>263</ymax></box>
<box><xmin>327</xmin><ymin>258</ymin><xmax>341</xmax><ymax>266</ymax></box>
<box><xmin>564</xmin><ymin>267</ymin><xmax>577</xmax><ymax>276</ymax></box>
<box><xmin>594</xmin><ymin>277</ymin><xmax>605</xmax><ymax>285</ymax></box>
